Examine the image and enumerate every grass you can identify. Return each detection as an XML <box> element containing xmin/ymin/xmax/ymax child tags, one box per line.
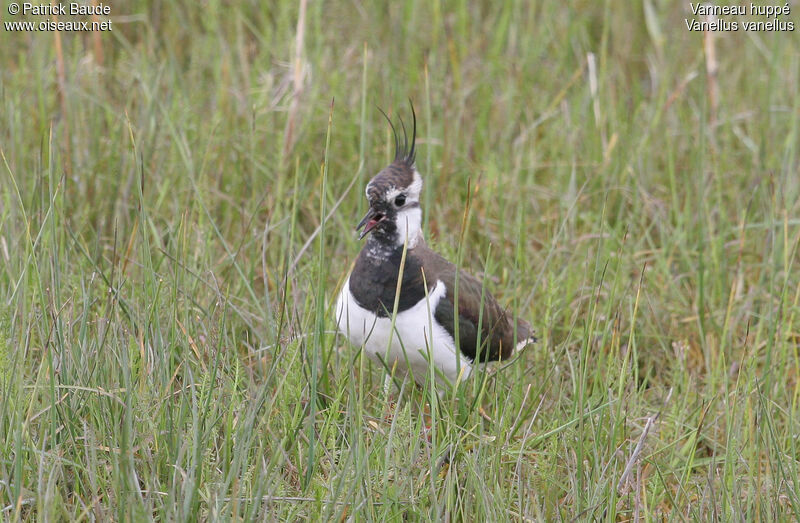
<box><xmin>1</xmin><ymin>0</ymin><xmax>799</xmax><ymax>519</ymax></box>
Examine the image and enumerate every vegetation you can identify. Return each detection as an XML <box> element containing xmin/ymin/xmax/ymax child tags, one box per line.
<box><xmin>1</xmin><ymin>0</ymin><xmax>799</xmax><ymax>519</ymax></box>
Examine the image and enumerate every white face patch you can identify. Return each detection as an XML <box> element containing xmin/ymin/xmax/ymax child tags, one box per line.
<box><xmin>392</xmin><ymin>171</ymin><xmax>424</xmax><ymax>247</ymax></box>
<box><xmin>395</xmin><ymin>206</ymin><xmax>422</xmax><ymax>248</ymax></box>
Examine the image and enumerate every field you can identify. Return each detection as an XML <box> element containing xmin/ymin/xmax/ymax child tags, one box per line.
<box><xmin>2</xmin><ymin>0</ymin><xmax>800</xmax><ymax>520</ymax></box>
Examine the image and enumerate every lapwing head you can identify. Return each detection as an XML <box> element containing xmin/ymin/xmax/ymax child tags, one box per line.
<box><xmin>357</xmin><ymin>103</ymin><xmax>423</xmax><ymax>247</ymax></box>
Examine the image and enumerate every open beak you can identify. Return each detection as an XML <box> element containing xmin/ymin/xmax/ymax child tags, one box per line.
<box><xmin>356</xmin><ymin>207</ymin><xmax>385</xmax><ymax>240</ymax></box>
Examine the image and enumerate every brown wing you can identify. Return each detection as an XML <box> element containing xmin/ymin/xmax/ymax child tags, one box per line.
<box><xmin>416</xmin><ymin>242</ymin><xmax>533</xmax><ymax>362</ymax></box>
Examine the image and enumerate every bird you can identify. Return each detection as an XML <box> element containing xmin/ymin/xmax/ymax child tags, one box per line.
<box><xmin>335</xmin><ymin>103</ymin><xmax>535</xmax><ymax>390</ymax></box>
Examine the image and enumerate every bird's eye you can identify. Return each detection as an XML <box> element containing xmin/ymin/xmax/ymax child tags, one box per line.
<box><xmin>394</xmin><ymin>194</ymin><xmax>406</xmax><ymax>207</ymax></box>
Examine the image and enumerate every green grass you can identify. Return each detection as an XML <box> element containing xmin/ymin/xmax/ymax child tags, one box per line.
<box><xmin>1</xmin><ymin>0</ymin><xmax>800</xmax><ymax>519</ymax></box>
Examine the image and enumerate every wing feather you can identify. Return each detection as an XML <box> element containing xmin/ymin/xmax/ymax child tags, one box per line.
<box><xmin>415</xmin><ymin>242</ymin><xmax>532</xmax><ymax>362</ymax></box>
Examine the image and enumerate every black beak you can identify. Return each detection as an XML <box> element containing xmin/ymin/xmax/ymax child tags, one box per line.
<box><xmin>356</xmin><ymin>207</ymin><xmax>385</xmax><ymax>240</ymax></box>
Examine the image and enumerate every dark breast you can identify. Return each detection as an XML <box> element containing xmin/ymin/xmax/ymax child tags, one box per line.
<box><xmin>348</xmin><ymin>246</ymin><xmax>428</xmax><ymax>317</ymax></box>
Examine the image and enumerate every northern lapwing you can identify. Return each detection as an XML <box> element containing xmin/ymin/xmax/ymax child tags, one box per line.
<box><xmin>335</xmin><ymin>103</ymin><xmax>535</xmax><ymax>389</ymax></box>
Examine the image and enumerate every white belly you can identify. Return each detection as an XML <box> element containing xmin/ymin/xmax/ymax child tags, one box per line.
<box><xmin>335</xmin><ymin>277</ymin><xmax>471</xmax><ymax>387</ymax></box>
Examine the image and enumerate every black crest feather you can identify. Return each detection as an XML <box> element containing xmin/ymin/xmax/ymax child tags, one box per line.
<box><xmin>377</xmin><ymin>100</ymin><xmax>417</xmax><ymax>168</ymax></box>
